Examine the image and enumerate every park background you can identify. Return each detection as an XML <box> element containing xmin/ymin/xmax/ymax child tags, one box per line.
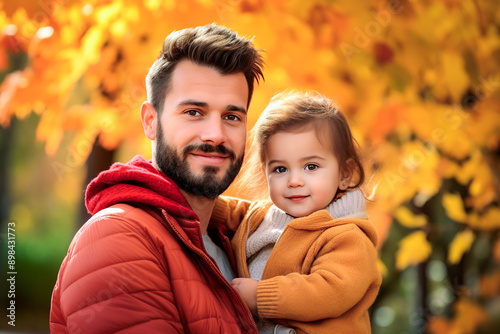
<box><xmin>0</xmin><ymin>0</ymin><xmax>499</xmax><ymax>333</ymax></box>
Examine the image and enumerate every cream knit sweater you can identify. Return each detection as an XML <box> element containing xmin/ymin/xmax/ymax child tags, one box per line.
<box><xmin>246</xmin><ymin>189</ymin><xmax>368</xmax><ymax>281</ymax></box>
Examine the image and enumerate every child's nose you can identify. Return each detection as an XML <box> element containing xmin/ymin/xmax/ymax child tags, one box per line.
<box><xmin>288</xmin><ymin>171</ymin><xmax>304</xmax><ymax>188</ymax></box>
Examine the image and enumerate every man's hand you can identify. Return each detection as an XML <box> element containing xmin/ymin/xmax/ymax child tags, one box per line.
<box><xmin>231</xmin><ymin>278</ymin><xmax>258</xmax><ymax>313</ymax></box>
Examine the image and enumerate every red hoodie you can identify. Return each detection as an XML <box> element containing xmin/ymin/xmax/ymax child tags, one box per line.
<box><xmin>50</xmin><ymin>155</ymin><xmax>257</xmax><ymax>333</ymax></box>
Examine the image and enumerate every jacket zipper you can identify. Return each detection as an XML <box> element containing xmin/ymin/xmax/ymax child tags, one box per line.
<box><xmin>162</xmin><ymin>211</ymin><xmax>258</xmax><ymax>333</ymax></box>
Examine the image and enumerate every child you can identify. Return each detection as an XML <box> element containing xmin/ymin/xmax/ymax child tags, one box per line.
<box><xmin>212</xmin><ymin>91</ymin><xmax>381</xmax><ymax>334</ymax></box>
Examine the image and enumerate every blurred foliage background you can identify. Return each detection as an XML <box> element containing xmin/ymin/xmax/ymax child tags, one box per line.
<box><xmin>0</xmin><ymin>0</ymin><xmax>499</xmax><ymax>333</ymax></box>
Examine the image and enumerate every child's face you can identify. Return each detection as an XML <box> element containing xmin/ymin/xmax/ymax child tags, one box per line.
<box><xmin>264</xmin><ymin>128</ymin><xmax>342</xmax><ymax>218</ymax></box>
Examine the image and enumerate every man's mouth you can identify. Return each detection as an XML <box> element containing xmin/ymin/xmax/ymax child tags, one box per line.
<box><xmin>183</xmin><ymin>143</ymin><xmax>236</xmax><ymax>162</ymax></box>
<box><xmin>189</xmin><ymin>152</ymin><xmax>229</xmax><ymax>165</ymax></box>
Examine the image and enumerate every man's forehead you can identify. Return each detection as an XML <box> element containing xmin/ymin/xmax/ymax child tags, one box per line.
<box><xmin>166</xmin><ymin>60</ymin><xmax>249</xmax><ymax>110</ymax></box>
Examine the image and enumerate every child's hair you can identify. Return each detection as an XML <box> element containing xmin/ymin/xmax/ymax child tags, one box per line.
<box><xmin>236</xmin><ymin>91</ymin><xmax>365</xmax><ymax>200</ymax></box>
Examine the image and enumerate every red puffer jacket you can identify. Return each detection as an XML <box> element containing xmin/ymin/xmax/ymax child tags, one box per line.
<box><xmin>49</xmin><ymin>156</ymin><xmax>257</xmax><ymax>333</ymax></box>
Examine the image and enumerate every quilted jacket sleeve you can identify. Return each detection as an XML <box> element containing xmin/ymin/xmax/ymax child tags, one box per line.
<box><xmin>50</xmin><ymin>205</ymin><xmax>184</xmax><ymax>334</ymax></box>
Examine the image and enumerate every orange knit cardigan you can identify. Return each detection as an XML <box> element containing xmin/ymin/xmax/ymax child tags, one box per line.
<box><xmin>212</xmin><ymin>196</ymin><xmax>382</xmax><ymax>334</ymax></box>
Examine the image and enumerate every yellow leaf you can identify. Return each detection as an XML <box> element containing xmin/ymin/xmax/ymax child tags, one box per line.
<box><xmin>377</xmin><ymin>258</ymin><xmax>388</xmax><ymax>278</ymax></box>
<box><xmin>439</xmin><ymin>129</ymin><xmax>473</xmax><ymax>161</ymax></box>
<box><xmin>394</xmin><ymin>206</ymin><xmax>428</xmax><ymax>228</ymax></box>
<box><xmin>95</xmin><ymin>2</ymin><xmax>122</xmax><ymax>25</ymax></box>
<box><xmin>448</xmin><ymin>229</ymin><xmax>475</xmax><ymax>265</ymax></box>
<box><xmin>441</xmin><ymin>52</ymin><xmax>469</xmax><ymax>103</ymax></box>
<box><xmin>442</xmin><ymin>193</ymin><xmax>467</xmax><ymax>223</ymax></box>
<box><xmin>456</xmin><ymin>150</ymin><xmax>480</xmax><ymax>185</ymax></box>
<box><xmin>396</xmin><ymin>231</ymin><xmax>432</xmax><ymax>270</ymax></box>
<box><xmin>437</xmin><ymin>157</ymin><xmax>459</xmax><ymax>179</ymax></box>
<box><xmin>110</xmin><ymin>19</ymin><xmax>127</xmax><ymax>38</ymax></box>
<box><xmin>477</xmin><ymin>207</ymin><xmax>500</xmax><ymax>232</ymax></box>
<box><xmin>81</xmin><ymin>26</ymin><xmax>104</xmax><ymax>64</ymax></box>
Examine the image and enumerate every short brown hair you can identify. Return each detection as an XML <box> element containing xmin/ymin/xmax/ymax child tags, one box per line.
<box><xmin>146</xmin><ymin>24</ymin><xmax>264</xmax><ymax>113</ymax></box>
<box><xmin>238</xmin><ymin>91</ymin><xmax>365</xmax><ymax>199</ymax></box>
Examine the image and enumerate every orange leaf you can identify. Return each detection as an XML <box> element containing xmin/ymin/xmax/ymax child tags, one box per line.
<box><xmin>451</xmin><ymin>298</ymin><xmax>488</xmax><ymax>333</ymax></box>
<box><xmin>428</xmin><ymin>317</ymin><xmax>452</xmax><ymax>334</ymax></box>
<box><xmin>366</xmin><ymin>203</ymin><xmax>392</xmax><ymax>249</ymax></box>
<box><xmin>479</xmin><ymin>271</ymin><xmax>500</xmax><ymax>298</ymax></box>
<box><xmin>367</xmin><ymin>103</ymin><xmax>405</xmax><ymax>143</ymax></box>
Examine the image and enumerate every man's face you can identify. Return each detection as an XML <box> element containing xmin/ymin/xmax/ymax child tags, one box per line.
<box><xmin>154</xmin><ymin>60</ymin><xmax>248</xmax><ymax>198</ymax></box>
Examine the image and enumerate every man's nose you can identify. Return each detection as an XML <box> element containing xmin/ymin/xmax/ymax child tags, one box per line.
<box><xmin>200</xmin><ymin>114</ymin><xmax>226</xmax><ymax>146</ymax></box>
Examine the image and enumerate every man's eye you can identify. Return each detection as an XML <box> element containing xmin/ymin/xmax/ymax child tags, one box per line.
<box><xmin>305</xmin><ymin>164</ymin><xmax>318</xmax><ymax>171</ymax></box>
<box><xmin>185</xmin><ymin>109</ymin><xmax>201</xmax><ymax>116</ymax></box>
<box><xmin>225</xmin><ymin>114</ymin><xmax>241</xmax><ymax>121</ymax></box>
<box><xmin>274</xmin><ymin>166</ymin><xmax>287</xmax><ymax>173</ymax></box>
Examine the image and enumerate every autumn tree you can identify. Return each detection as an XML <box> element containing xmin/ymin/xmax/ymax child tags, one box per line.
<box><xmin>1</xmin><ymin>0</ymin><xmax>499</xmax><ymax>332</ymax></box>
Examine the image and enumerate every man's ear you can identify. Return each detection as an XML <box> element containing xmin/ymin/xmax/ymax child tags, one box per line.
<box><xmin>141</xmin><ymin>102</ymin><xmax>157</xmax><ymax>140</ymax></box>
<box><xmin>339</xmin><ymin>158</ymin><xmax>355</xmax><ymax>190</ymax></box>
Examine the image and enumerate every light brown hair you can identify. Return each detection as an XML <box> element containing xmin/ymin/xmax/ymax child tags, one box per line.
<box><xmin>237</xmin><ymin>91</ymin><xmax>365</xmax><ymax>200</ymax></box>
<box><xmin>146</xmin><ymin>24</ymin><xmax>264</xmax><ymax>114</ymax></box>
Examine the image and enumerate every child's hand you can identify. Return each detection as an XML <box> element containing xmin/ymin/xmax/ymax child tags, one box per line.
<box><xmin>231</xmin><ymin>278</ymin><xmax>258</xmax><ymax>313</ymax></box>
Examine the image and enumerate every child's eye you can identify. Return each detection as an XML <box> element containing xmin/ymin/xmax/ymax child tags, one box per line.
<box><xmin>273</xmin><ymin>166</ymin><xmax>287</xmax><ymax>173</ymax></box>
<box><xmin>305</xmin><ymin>164</ymin><xmax>319</xmax><ymax>171</ymax></box>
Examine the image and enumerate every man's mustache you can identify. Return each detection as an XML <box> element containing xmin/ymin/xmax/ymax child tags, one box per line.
<box><xmin>182</xmin><ymin>143</ymin><xmax>236</xmax><ymax>160</ymax></box>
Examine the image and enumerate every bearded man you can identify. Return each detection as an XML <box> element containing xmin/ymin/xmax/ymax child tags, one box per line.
<box><xmin>50</xmin><ymin>24</ymin><xmax>264</xmax><ymax>334</ymax></box>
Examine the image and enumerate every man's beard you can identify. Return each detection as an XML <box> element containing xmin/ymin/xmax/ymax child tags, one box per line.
<box><xmin>155</xmin><ymin>123</ymin><xmax>244</xmax><ymax>198</ymax></box>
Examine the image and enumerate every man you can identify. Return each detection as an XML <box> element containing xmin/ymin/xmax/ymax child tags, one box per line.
<box><xmin>50</xmin><ymin>24</ymin><xmax>264</xmax><ymax>333</ymax></box>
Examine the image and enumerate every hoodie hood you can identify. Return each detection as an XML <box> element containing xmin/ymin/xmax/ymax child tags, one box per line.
<box><xmin>85</xmin><ymin>155</ymin><xmax>198</xmax><ymax>221</ymax></box>
<box><xmin>288</xmin><ymin>211</ymin><xmax>378</xmax><ymax>248</ymax></box>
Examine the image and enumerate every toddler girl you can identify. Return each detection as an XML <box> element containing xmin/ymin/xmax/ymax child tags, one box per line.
<box><xmin>212</xmin><ymin>91</ymin><xmax>381</xmax><ymax>334</ymax></box>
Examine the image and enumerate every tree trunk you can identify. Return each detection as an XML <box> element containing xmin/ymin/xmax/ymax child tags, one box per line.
<box><xmin>77</xmin><ymin>138</ymin><xmax>115</xmax><ymax>227</ymax></box>
<box><xmin>0</xmin><ymin>122</ymin><xmax>14</xmax><ymax>297</ymax></box>
<box><xmin>0</xmin><ymin>122</ymin><xmax>13</xmax><ymax>234</ymax></box>
<box><xmin>416</xmin><ymin>260</ymin><xmax>429</xmax><ymax>334</ymax></box>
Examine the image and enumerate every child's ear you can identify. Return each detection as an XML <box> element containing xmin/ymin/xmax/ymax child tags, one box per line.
<box><xmin>339</xmin><ymin>158</ymin><xmax>355</xmax><ymax>190</ymax></box>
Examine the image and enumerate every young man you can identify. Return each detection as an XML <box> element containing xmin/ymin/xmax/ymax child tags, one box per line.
<box><xmin>50</xmin><ymin>24</ymin><xmax>264</xmax><ymax>333</ymax></box>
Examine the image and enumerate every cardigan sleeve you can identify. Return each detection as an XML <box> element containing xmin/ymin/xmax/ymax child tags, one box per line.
<box><xmin>211</xmin><ymin>196</ymin><xmax>252</xmax><ymax>233</ymax></box>
<box><xmin>256</xmin><ymin>222</ymin><xmax>380</xmax><ymax>322</ymax></box>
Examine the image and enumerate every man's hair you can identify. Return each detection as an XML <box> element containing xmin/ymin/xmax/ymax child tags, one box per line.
<box><xmin>146</xmin><ymin>24</ymin><xmax>264</xmax><ymax>113</ymax></box>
